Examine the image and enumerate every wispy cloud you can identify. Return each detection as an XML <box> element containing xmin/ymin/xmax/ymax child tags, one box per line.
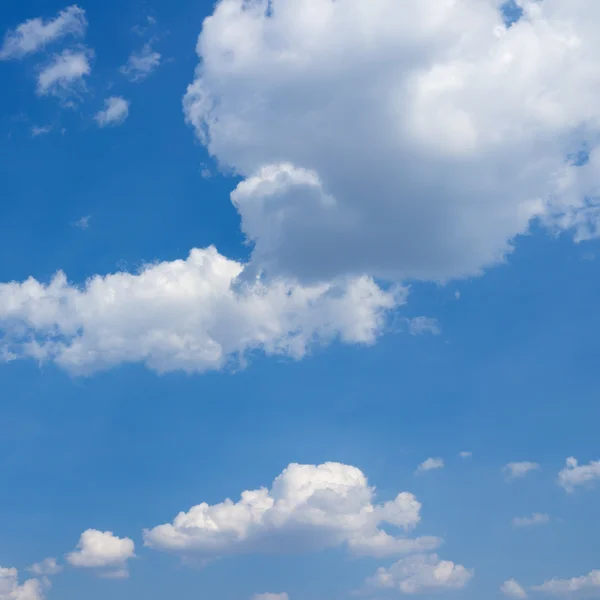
<box><xmin>95</xmin><ymin>97</ymin><xmax>129</xmax><ymax>128</ymax></box>
<box><xmin>73</xmin><ymin>215</ymin><xmax>91</xmax><ymax>230</ymax></box>
<box><xmin>120</xmin><ymin>43</ymin><xmax>161</xmax><ymax>82</ymax></box>
<box><xmin>408</xmin><ymin>317</ymin><xmax>441</xmax><ymax>336</ymax></box>
<box><xmin>417</xmin><ymin>458</ymin><xmax>444</xmax><ymax>473</ymax></box>
<box><xmin>0</xmin><ymin>4</ymin><xmax>87</xmax><ymax>60</ymax></box>
<box><xmin>31</xmin><ymin>125</ymin><xmax>52</xmax><ymax>137</ymax></box>
<box><xmin>512</xmin><ymin>513</ymin><xmax>550</xmax><ymax>528</ymax></box>
<box><xmin>501</xmin><ymin>579</ymin><xmax>528</xmax><ymax>599</ymax></box>
<box><xmin>37</xmin><ymin>49</ymin><xmax>91</xmax><ymax>97</ymax></box>
<box><xmin>503</xmin><ymin>462</ymin><xmax>540</xmax><ymax>481</ymax></box>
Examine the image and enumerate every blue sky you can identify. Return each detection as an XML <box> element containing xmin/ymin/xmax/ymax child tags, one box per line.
<box><xmin>1</xmin><ymin>1</ymin><xmax>600</xmax><ymax>600</ymax></box>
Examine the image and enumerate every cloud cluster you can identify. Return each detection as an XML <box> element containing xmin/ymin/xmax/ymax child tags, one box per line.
<box><xmin>0</xmin><ymin>567</ymin><xmax>46</xmax><ymax>600</ymax></box>
<box><xmin>0</xmin><ymin>246</ymin><xmax>400</xmax><ymax>374</ymax></box>
<box><xmin>184</xmin><ymin>0</ymin><xmax>600</xmax><ymax>286</ymax></box>
<box><xmin>66</xmin><ymin>530</ymin><xmax>135</xmax><ymax>578</ymax></box>
<box><xmin>252</xmin><ymin>594</ymin><xmax>288</xmax><ymax>600</ymax></box>
<box><xmin>366</xmin><ymin>553</ymin><xmax>473</xmax><ymax>595</ymax></box>
<box><xmin>0</xmin><ymin>5</ymin><xmax>92</xmax><ymax>101</ymax></box>
<box><xmin>0</xmin><ymin>5</ymin><xmax>86</xmax><ymax>60</ymax></box>
<box><xmin>95</xmin><ymin>97</ymin><xmax>130</xmax><ymax>127</ymax></box>
<box><xmin>144</xmin><ymin>462</ymin><xmax>440</xmax><ymax>559</ymax></box>
<box><xmin>558</xmin><ymin>457</ymin><xmax>600</xmax><ymax>492</ymax></box>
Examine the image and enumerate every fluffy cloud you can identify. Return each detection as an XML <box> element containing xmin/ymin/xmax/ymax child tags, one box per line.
<box><xmin>144</xmin><ymin>462</ymin><xmax>441</xmax><ymax>559</ymax></box>
<box><xmin>503</xmin><ymin>462</ymin><xmax>540</xmax><ymax>480</ymax></box>
<box><xmin>459</xmin><ymin>451</ymin><xmax>472</xmax><ymax>459</ymax></box>
<box><xmin>558</xmin><ymin>457</ymin><xmax>600</xmax><ymax>492</ymax></box>
<box><xmin>417</xmin><ymin>458</ymin><xmax>444</xmax><ymax>473</ymax></box>
<box><xmin>0</xmin><ymin>246</ymin><xmax>400</xmax><ymax>375</ymax></box>
<box><xmin>0</xmin><ymin>5</ymin><xmax>86</xmax><ymax>60</ymax></box>
<box><xmin>120</xmin><ymin>43</ymin><xmax>161</xmax><ymax>81</ymax></box>
<box><xmin>184</xmin><ymin>0</ymin><xmax>600</xmax><ymax>286</ymax></box>
<box><xmin>531</xmin><ymin>570</ymin><xmax>600</xmax><ymax>596</ymax></box>
<box><xmin>502</xmin><ymin>579</ymin><xmax>528</xmax><ymax>599</ymax></box>
<box><xmin>0</xmin><ymin>567</ymin><xmax>46</xmax><ymax>600</ymax></box>
<box><xmin>27</xmin><ymin>558</ymin><xmax>62</xmax><ymax>577</ymax></box>
<box><xmin>512</xmin><ymin>513</ymin><xmax>550</xmax><ymax>528</ymax></box>
<box><xmin>365</xmin><ymin>553</ymin><xmax>473</xmax><ymax>594</ymax></box>
<box><xmin>252</xmin><ymin>595</ymin><xmax>288</xmax><ymax>600</ymax></box>
<box><xmin>36</xmin><ymin>49</ymin><xmax>91</xmax><ymax>97</ymax></box>
<box><xmin>95</xmin><ymin>97</ymin><xmax>130</xmax><ymax>128</ymax></box>
<box><xmin>66</xmin><ymin>530</ymin><xmax>135</xmax><ymax>578</ymax></box>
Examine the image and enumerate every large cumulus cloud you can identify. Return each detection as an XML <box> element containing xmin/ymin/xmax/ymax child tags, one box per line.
<box><xmin>185</xmin><ymin>0</ymin><xmax>600</xmax><ymax>283</ymax></box>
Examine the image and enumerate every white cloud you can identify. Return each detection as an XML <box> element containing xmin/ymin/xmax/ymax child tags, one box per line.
<box><xmin>0</xmin><ymin>567</ymin><xmax>46</xmax><ymax>600</ymax></box>
<box><xmin>365</xmin><ymin>553</ymin><xmax>473</xmax><ymax>595</ymax></box>
<box><xmin>531</xmin><ymin>570</ymin><xmax>600</xmax><ymax>596</ymax></box>
<box><xmin>512</xmin><ymin>513</ymin><xmax>550</xmax><ymax>528</ymax></box>
<box><xmin>144</xmin><ymin>462</ymin><xmax>441</xmax><ymax>559</ymax></box>
<box><xmin>66</xmin><ymin>530</ymin><xmax>135</xmax><ymax>578</ymax></box>
<box><xmin>0</xmin><ymin>246</ymin><xmax>401</xmax><ymax>375</ymax></box>
<box><xmin>502</xmin><ymin>579</ymin><xmax>528</xmax><ymax>599</ymax></box>
<box><xmin>27</xmin><ymin>558</ymin><xmax>62</xmax><ymax>577</ymax></box>
<box><xmin>558</xmin><ymin>457</ymin><xmax>600</xmax><ymax>493</ymax></box>
<box><xmin>252</xmin><ymin>594</ymin><xmax>289</xmax><ymax>600</ymax></box>
<box><xmin>408</xmin><ymin>317</ymin><xmax>441</xmax><ymax>336</ymax></box>
<box><xmin>73</xmin><ymin>215</ymin><xmax>91</xmax><ymax>230</ymax></box>
<box><xmin>31</xmin><ymin>126</ymin><xmax>52</xmax><ymax>138</ymax></box>
<box><xmin>37</xmin><ymin>49</ymin><xmax>91</xmax><ymax>97</ymax></box>
<box><xmin>503</xmin><ymin>462</ymin><xmax>540</xmax><ymax>480</ymax></box>
<box><xmin>0</xmin><ymin>5</ymin><xmax>87</xmax><ymax>60</ymax></box>
<box><xmin>459</xmin><ymin>451</ymin><xmax>472</xmax><ymax>459</ymax></box>
<box><xmin>417</xmin><ymin>458</ymin><xmax>444</xmax><ymax>473</ymax></box>
<box><xmin>120</xmin><ymin>43</ymin><xmax>161</xmax><ymax>81</ymax></box>
<box><xmin>184</xmin><ymin>0</ymin><xmax>600</xmax><ymax>286</ymax></box>
<box><xmin>95</xmin><ymin>97</ymin><xmax>130</xmax><ymax>128</ymax></box>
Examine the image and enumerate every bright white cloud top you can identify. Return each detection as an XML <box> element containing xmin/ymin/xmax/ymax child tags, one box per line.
<box><xmin>0</xmin><ymin>5</ymin><xmax>87</xmax><ymax>60</ymax></box>
<box><xmin>66</xmin><ymin>530</ymin><xmax>135</xmax><ymax>578</ymax></box>
<box><xmin>503</xmin><ymin>462</ymin><xmax>541</xmax><ymax>480</ymax></box>
<box><xmin>184</xmin><ymin>0</ymin><xmax>600</xmax><ymax>286</ymax></box>
<box><xmin>251</xmin><ymin>594</ymin><xmax>289</xmax><ymax>600</ymax></box>
<box><xmin>0</xmin><ymin>247</ymin><xmax>399</xmax><ymax>374</ymax></box>
<box><xmin>0</xmin><ymin>566</ymin><xmax>46</xmax><ymax>600</ymax></box>
<box><xmin>95</xmin><ymin>97</ymin><xmax>130</xmax><ymax>127</ymax></box>
<box><xmin>144</xmin><ymin>462</ymin><xmax>441</xmax><ymax>558</ymax></box>
<box><xmin>36</xmin><ymin>49</ymin><xmax>91</xmax><ymax>97</ymax></box>
<box><xmin>558</xmin><ymin>457</ymin><xmax>600</xmax><ymax>492</ymax></box>
<box><xmin>365</xmin><ymin>553</ymin><xmax>474</xmax><ymax>594</ymax></box>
